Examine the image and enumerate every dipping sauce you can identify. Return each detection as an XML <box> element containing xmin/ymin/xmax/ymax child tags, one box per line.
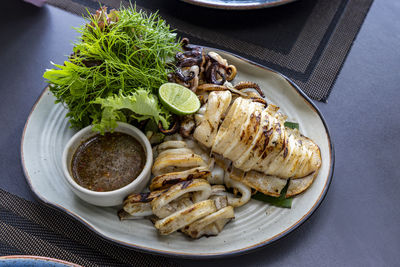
<box><xmin>71</xmin><ymin>132</ymin><xmax>145</xmax><ymax>192</ymax></box>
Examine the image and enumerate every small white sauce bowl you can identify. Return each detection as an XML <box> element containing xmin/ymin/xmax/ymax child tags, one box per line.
<box><xmin>62</xmin><ymin>122</ymin><xmax>152</xmax><ymax>207</ymax></box>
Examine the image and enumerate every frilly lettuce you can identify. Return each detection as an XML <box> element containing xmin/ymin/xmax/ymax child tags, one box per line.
<box><xmin>92</xmin><ymin>89</ymin><xmax>170</xmax><ymax>134</ymax></box>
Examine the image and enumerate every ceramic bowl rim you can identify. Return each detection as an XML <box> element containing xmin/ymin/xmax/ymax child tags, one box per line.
<box><xmin>61</xmin><ymin>122</ymin><xmax>153</xmax><ymax>199</ymax></box>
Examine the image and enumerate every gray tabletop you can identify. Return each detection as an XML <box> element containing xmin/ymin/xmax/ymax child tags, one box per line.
<box><xmin>1</xmin><ymin>0</ymin><xmax>399</xmax><ymax>266</ymax></box>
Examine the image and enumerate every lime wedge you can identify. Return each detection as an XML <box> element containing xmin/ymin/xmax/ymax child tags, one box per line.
<box><xmin>158</xmin><ymin>83</ymin><xmax>200</xmax><ymax>115</ymax></box>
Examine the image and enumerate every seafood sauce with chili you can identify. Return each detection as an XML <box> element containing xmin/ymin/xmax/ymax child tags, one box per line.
<box><xmin>71</xmin><ymin>132</ymin><xmax>145</xmax><ymax>192</ymax></box>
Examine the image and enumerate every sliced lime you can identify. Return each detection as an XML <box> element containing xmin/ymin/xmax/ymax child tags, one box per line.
<box><xmin>158</xmin><ymin>83</ymin><xmax>200</xmax><ymax>115</ymax></box>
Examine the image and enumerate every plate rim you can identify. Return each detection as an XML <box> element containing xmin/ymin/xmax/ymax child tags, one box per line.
<box><xmin>0</xmin><ymin>255</ymin><xmax>81</xmax><ymax>266</ymax></box>
<box><xmin>21</xmin><ymin>47</ymin><xmax>334</xmax><ymax>259</ymax></box>
<box><xmin>180</xmin><ymin>0</ymin><xmax>298</xmax><ymax>10</ymax></box>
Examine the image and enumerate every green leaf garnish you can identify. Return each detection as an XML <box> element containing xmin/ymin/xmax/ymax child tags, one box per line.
<box><xmin>43</xmin><ymin>5</ymin><xmax>180</xmax><ymax>130</ymax></box>
<box><xmin>92</xmin><ymin>89</ymin><xmax>170</xmax><ymax>134</ymax></box>
<box><xmin>252</xmin><ymin>180</ymin><xmax>293</xmax><ymax>208</ymax></box>
<box><xmin>284</xmin><ymin>121</ymin><xmax>299</xmax><ymax>130</ymax></box>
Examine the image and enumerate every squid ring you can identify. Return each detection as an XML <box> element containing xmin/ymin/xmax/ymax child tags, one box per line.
<box><xmin>149</xmin><ymin>167</ymin><xmax>211</xmax><ymax>191</ymax></box>
<box><xmin>157</xmin><ymin>148</ymin><xmax>194</xmax><ymax>159</ymax></box>
<box><xmin>151</xmin><ymin>179</ymin><xmax>212</xmax><ymax>218</ymax></box>
<box><xmin>154</xmin><ymin>199</ymin><xmax>216</xmax><ymax>235</ymax></box>
<box><xmin>157</xmin><ymin>140</ymin><xmax>187</xmax><ymax>152</ymax></box>
<box><xmin>182</xmin><ymin>206</ymin><xmax>234</xmax><ymax>239</ymax></box>
<box><xmin>152</xmin><ymin>152</ymin><xmax>207</xmax><ymax>177</ymax></box>
<box><xmin>120</xmin><ymin>190</ymin><xmax>164</xmax><ymax>219</ymax></box>
<box><xmin>224</xmin><ymin>173</ymin><xmax>252</xmax><ymax>208</ymax></box>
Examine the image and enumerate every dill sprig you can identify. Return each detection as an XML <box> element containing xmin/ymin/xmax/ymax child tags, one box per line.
<box><xmin>43</xmin><ymin>5</ymin><xmax>180</xmax><ymax>129</ymax></box>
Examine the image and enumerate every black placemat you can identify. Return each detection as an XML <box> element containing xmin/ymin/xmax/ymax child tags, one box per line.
<box><xmin>46</xmin><ymin>0</ymin><xmax>373</xmax><ymax>102</ymax></box>
<box><xmin>0</xmin><ymin>188</ymin><xmax>179</xmax><ymax>266</ymax></box>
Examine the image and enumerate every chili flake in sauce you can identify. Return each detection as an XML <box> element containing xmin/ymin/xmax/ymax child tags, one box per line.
<box><xmin>71</xmin><ymin>132</ymin><xmax>145</xmax><ymax>192</ymax></box>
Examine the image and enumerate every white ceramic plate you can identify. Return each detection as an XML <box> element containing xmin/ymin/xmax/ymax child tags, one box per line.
<box><xmin>21</xmin><ymin>49</ymin><xmax>334</xmax><ymax>258</ymax></box>
<box><xmin>181</xmin><ymin>0</ymin><xmax>297</xmax><ymax>10</ymax></box>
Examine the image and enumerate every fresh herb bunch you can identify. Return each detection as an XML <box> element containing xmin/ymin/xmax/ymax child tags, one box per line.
<box><xmin>43</xmin><ymin>5</ymin><xmax>180</xmax><ymax>131</ymax></box>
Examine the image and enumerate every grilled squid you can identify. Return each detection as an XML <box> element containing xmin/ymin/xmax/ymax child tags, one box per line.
<box><xmin>122</xmin><ymin>137</ymin><xmax>237</xmax><ymax>238</ymax></box>
<box><xmin>149</xmin><ymin>139</ymin><xmax>237</xmax><ymax>237</ymax></box>
<box><xmin>171</xmin><ymin>39</ymin><xmax>237</xmax><ymax>92</ymax></box>
<box><xmin>151</xmin><ymin>179</ymin><xmax>212</xmax><ymax>218</ymax></box>
<box><xmin>120</xmin><ymin>45</ymin><xmax>323</xmax><ymax>239</ymax></box>
<box><xmin>223</xmin><ymin>173</ymin><xmax>252</xmax><ymax>208</ymax></box>
<box><xmin>180</xmin><ymin>186</ymin><xmax>233</xmax><ymax>238</ymax></box>
<box><xmin>193</xmin><ymin>90</ymin><xmax>232</xmax><ymax>147</ymax></box>
<box><xmin>151</xmin><ymin>179</ymin><xmax>236</xmax><ymax>236</ymax></box>
<box><xmin>230</xmin><ymin>168</ymin><xmax>318</xmax><ymax>198</ymax></box>
<box><xmin>150</xmin><ymin>167</ymin><xmax>211</xmax><ymax>191</ymax></box>
<box><xmin>118</xmin><ymin>190</ymin><xmax>164</xmax><ymax>220</ymax></box>
<box><xmin>181</xmin><ymin>206</ymin><xmax>234</xmax><ymax>238</ymax></box>
<box><xmin>193</xmin><ymin>89</ymin><xmax>322</xmax><ymax>197</ymax></box>
<box><xmin>152</xmin><ymin>150</ymin><xmax>207</xmax><ymax>177</ymax></box>
<box><xmin>155</xmin><ymin>199</ymin><xmax>217</xmax><ymax>235</ymax></box>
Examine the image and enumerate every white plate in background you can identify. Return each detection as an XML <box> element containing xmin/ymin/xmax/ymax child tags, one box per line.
<box><xmin>180</xmin><ymin>0</ymin><xmax>297</xmax><ymax>10</ymax></box>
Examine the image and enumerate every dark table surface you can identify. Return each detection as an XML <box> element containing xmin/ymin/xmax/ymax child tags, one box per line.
<box><xmin>1</xmin><ymin>0</ymin><xmax>399</xmax><ymax>266</ymax></box>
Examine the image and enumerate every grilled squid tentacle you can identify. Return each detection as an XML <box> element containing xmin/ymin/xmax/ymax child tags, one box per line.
<box><xmin>197</xmin><ymin>84</ymin><xmax>229</xmax><ymax>92</ymax></box>
<box><xmin>226</xmin><ymin>65</ymin><xmax>237</xmax><ymax>81</ymax></box>
<box><xmin>173</xmin><ymin>39</ymin><xmax>237</xmax><ymax>91</ymax></box>
<box><xmin>197</xmin><ymin>83</ymin><xmax>249</xmax><ymax>98</ymax></box>
<box><xmin>234</xmin><ymin>81</ymin><xmax>265</xmax><ymax>98</ymax></box>
<box><xmin>158</xmin><ymin>117</ymin><xmax>180</xmax><ymax>135</ymax></box>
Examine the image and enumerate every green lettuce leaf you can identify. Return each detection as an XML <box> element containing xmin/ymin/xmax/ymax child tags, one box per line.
<box><xmin>92</xmin><ymin>89</ymin><xmax>170</xmax><ymax>133</ymax></box>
